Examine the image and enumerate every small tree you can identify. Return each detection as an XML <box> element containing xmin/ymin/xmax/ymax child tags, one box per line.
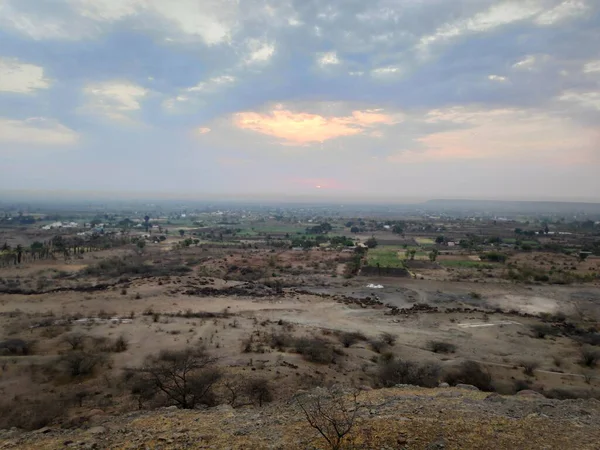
<box><xmin>429</xmin><ymin>249</ymin><xmax>439</xmax><ymax>262</ymax></box>
<box><xmin>365</xmin><ymin>237</ymin><xmax>378</xmax><ymax>249</ymax></box>
<box><xmin>296</xmin><ymin>387</ymin><xmax>362</xmax><ymax>450</ymax></box>
<box><xmin>179</xmin><ymin>229</ymin><xmax>185</xmax><ymax>237</ymax></box>
<box><xmin>245</xmin><ymin>378</ymin><xmax>273</xmax><ymax>407</ymax></box>
<box><xmin>134</xmin><ymin>347</ymin><xmax>221</xmax><ymax>409</ymax></box>
<box><xmin>60</xmin><ymin>351</ymin><xmax>107</xmax><ymax>378</ymax></box>
<box><xmin>63</xmin><ymin>332</ymin><xmax>86</xmax><ymax>350</ymax></box>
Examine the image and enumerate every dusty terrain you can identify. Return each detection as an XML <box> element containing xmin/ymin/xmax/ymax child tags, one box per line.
<box><xmin>1</xmin><ymin>213</ymin><xmax>600</xmax><ymax>448</ymax></box>
<box><xmin>2</xmin><ymin>386</ymin><xmax>599</xmax><ymax>450</ymax></box>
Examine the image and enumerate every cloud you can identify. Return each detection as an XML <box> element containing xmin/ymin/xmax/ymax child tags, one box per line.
<box><xmin>583</xmin><ymin>60</ymin><xmax>600</xmax><ymax>74</ymax></box>
<box><xmin>0</xmin><ymin>57</ymin><xmax>50</xmax><ymax>93</ymax></box>
<box><xmin>512</xmin><ymin>54</ymin><xmax>551</xmax><ymax>70</ymax></box>
<box><xmin>488</xmin><ymin>74</ymin><xmax>508</xmax><ymax>82</ymax></box>
<box><xmin>317</xmin><ymin>52</ymin><xmax>340</xmax><ymax>67</ymax></box>
<box><xmin>244</xmin><ymin>39</ymin><xmax>275</xmax><ymax>65</ymax></box>
<box><xmin>559</xmin><ymin>91</ymin><xmax>600</xmax><ymax>110</ymax></box>
<box><xmin>82</xmin><ymin>81</ymin><xmax>148</xmax><ymax>122</ymax></box>
<box><xmin>371</xmin><ymin>66</ymin><xmax>401</xmax><ymax>77</ymax></box>
<box><xmin>163</xmin><ymin>74</ymin><xmax>236</xmax><ymax>113</ymax></box>
<box><xmin>234</xmin><ymin>105</ymin><xmax>398</xmax><ymax>145</ymax></box>
<box><xmin>197</xmin><ymin>127</ymin><xmax>211</xmax><ymax>134</ymax></box>
<box><xmin>389</xmin><ymin>106</ymin><xmax>596</xmax><ymax>164</ymax></box>
<box><xmin>0</xmin><ymin>0</ymin><xmax>240</xmax><ymax>44</ymax></box>
<box><xmin>417</xmin><ymin>1</ymin><xmax>544</xmax><ymax>55</ymax></box>
<box><xmin>534</xmin><ymin>0</ymin><xmax>588</xmax><ymax>26</ymax></box>
<box><xmin>0</xmin><ymin>117</ymin><xmax>78</xmax><ymax>146</ymax></box>
<box><xmin>187</xmin><ymin>75</ymin><xmax>236</xmax><ymax>93</ymax></box>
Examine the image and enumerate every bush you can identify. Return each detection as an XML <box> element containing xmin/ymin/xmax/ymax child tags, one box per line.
<box><xmin>293</xmin><ymin>337</ymin><xmax>336</xmax><ymax>364</ymax></box>
<box><xmin>62</xmin><ymin>332</ymin><xmax>86</xmax><ymax>350</ymax></box>
<box><xmin>580</xmin><ymin>346</ymin><xmax>599</xmax><ymax>367</ymax></box>
<box><xmin>513</xmin><ymin>379</ymin><xmax>531</xmax><ymax>393</ymax></box>
<box><xmin>481</xmin><ymin>252</ymin><xmax>507</xmax><ymax>263</ymax></box>
<box><xmin>245</xmin><ymin>378</ymin><xmax>274</xmax><ymax>407</ymax></box>
<box><xmin>444</xmin><ymin>360</ymin><xmax>493</xmax><ymax>391</ymax></box>
<box><xmin>338</xmin><ymin>331</ymin><xmax>367</xmax><ymax>348</ymax></box>
<box><xmin>376</xmin><ymin>359</ymin><xmax>441</xmax><ymax>388</ymax></box>
<box><xmin>59</xmin><ymin>351</ymin><xmax>108</xmax><ymax>378</ymax></box>
<box><xmin>269</xmin><ymin>332</ymin><xmax>292</xmax><ymax>351</ymax></box>
<box><xmin>112</xmin><ymin>334</ymin><xmax>129</xmax><ymax>352</ymax></box>
<box><xmin>0</xmin><ymin>395</ymin><xmax>68</xmax><ymax>430</ymax></box>
<box><xmin>134</xmin><ymin>347</ymin><xmax>221</xmax><ymax>409</ymax></box>
<box><xmin>295</xmin><ymin>387</ymin><xmax>362</xmax><ymax>450</ymax></box>
<box><xmin>520</xmin><ymin>360</ymin><xmax>540</xmax><ymax>376</ymax></box>
<box><xmin>427</xmin><ymin>340</ymin><xmax>457</xmax><ymax>354</ymax></box>
<box><xmin>380</xmin><ymin>332</ymin><xmax>397</xmax><ymax>346</ymax></box>
<box><xmin>0</xmin><ymin>338</ymin><xmax>33</xmax><ymax>356</ymax></box>
<box><xmin>369</xmin><ymin>339</ymin><xmax>388</xmax><ymax>354</ymax></box>
<box><xmin>578</xmin><ymin>332</ymin><xmax>600</xmax><ymax>346</ymax></box>
<box><xmin>531</xmin><ymin>324</ymin><xmax>559</xmax><ymax>339</ymax></box>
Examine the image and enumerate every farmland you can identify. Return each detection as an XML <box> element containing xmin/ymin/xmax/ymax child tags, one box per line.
<box><xmin>0</xmin><ymin>200</ymin><xmax>599</xmax><ymax>440</ymax></box>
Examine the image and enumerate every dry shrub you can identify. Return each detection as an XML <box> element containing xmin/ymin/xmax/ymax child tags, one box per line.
<box><xmin>369</xmin><ymin>339</ymin><xmax>388</xmax><ymax>354</ymax></box>
<box><xmin>269</xmin><ymin>332</ymin><xmax>292</xmax><ymax>351</ymax></box>
<box><xmin>0</xmin><ymin>394</ymin><xmax>68</xmax><ymax>430</ymax></box>
<box><xmin>0</xmin><ymin>338</ymin><xmax>33</xmax><ymax>356</ymax></box>
<box><xmin>444</xmin><ymin>360</ymin><xmax>493</xmax><ymax>391</ymax></box>
<box><xmin>338</xmin><ymin>331</ymin><xmax>367</xmax><ymax>348</ymax></box>
<box><xmin>580</xmin><ymin>346</ymin><xmax>599</xmax><ymax>367</ymax></box>
<box><xmin>132</xmin><ymin>347</ymin><xmax>221</xmax><ymax>409</ymax></box>
<box><xmin>376</xmin><ymin>359</ymin><xmax>441</xmax><ymax>388</ymax></box>
<box><xmin>245</xmin><ymin>377</ymin><xmax>274</xmax><ymax>406</ymax></box>
<box><xmin>293</xmin><ymin>337</ymin><xmax>337</xmax><ymax>364</ymax></box>
<box><xmin>531</xmin><ymin>324</ymin><xmax>560</xmax><ymax>339</ymax></box>
<box><xmin>520</xmin><ymin>360</ymin><xmax>540</xmax><ymax>376</ymax></box>
<box><xmin>112</xmin><ymin>334</ymin><xmax>129</xmax><ymax>353</ymax></box>
<box><xmin>427</xmin><ymin>340</ymin><xmax>457</xmax><ymax>354</ymax></box>
<box><xmin>295</xmin><ymin>387</ymin><xmax>362</xmax><ymax>450</ymax></box>
<box><xmin>380</xmin><ymin>332</ymin><xmax>397</xmax><ymax>346</ymax></box>
<box><xmin>62</xmin><ymin>332</ymin><xmax>86</xmax><ymax>350</ymax></box>
<box><xmin>59</xmin><ymin>351</ymin><xmax>108</xmax><ymax>378</ymax></box>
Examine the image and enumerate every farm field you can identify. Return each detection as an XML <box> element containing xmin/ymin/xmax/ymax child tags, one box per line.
<box><xmin>0</xmin><ymin>203</ymin><xmax>599</xmax><ymax>439</ymax></box>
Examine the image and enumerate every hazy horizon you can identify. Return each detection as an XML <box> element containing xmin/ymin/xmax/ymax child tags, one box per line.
<box><xmin>1</xmin><ymin>1</ymin><xmax>599</xmax><ymax>199</ymax></box>
<box><xmin>1</xmin><ymin>188</ymin><xmax>600</xmax><ymax>205</ymax></box>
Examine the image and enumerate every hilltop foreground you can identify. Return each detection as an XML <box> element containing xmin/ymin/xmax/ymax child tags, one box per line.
<box><xmin>1</xmin><ymin>386</ymin><xmax>599</xmax><ymax>450</ymax></box>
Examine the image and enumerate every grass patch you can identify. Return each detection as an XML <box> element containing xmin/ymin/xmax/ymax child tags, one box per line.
<box><xmin>367</xmin><ymin>247</ymin><xmax>406</xmax><ymax>268</ymax></box>
<box><xmin>415</xmin><ymin>237</ymin><xmax>435</xmax><ymax>245</ymax></box>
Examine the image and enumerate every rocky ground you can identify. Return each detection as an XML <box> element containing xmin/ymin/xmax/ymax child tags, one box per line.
<box><xmin>1</xmin><ymin>385</ymin><xmax>599</xmax><ymax>450</ymax></box>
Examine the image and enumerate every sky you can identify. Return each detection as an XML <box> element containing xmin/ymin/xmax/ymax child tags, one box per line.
<box><xmin>0</xmin><ymin>0</ymin><xmax>599</xmax><ymax>202</ymax></box>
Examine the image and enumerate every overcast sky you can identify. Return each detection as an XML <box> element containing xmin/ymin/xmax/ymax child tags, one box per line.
<box><xmin>0</xmin><ymin>0</ymin><xmax>599</xmax><ymax>202</ymax></box>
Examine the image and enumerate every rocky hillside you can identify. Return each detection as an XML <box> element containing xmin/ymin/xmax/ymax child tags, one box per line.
<box><xmin>1</xmin><ymin>386</ymin><xmax>599</xmax><ymax>449</ymax></box>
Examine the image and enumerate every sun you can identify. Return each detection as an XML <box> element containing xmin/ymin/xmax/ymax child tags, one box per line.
<box><xmin>315</xmin><ymin>185</ymin><xmax>322</xmax><ymax>189</ymax></box>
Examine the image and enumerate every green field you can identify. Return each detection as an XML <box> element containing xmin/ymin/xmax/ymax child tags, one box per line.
<box><xmin>367</xmin><ymin>247</ymin><xmax>406</xmax><ymax>268</ymax></box>
<box><xmin>439</xmin><ymin>260</ymin><xmax>495</xmax><ymax>269</ymax></box>
<box><xmin>415</xmin><ymin>237</ymin><xmax>435</xmax><ymax>245</ymax></box>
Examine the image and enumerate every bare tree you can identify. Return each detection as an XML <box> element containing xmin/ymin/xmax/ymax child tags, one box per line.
<box><xmin>520</xmin><ymin>360</ymin><xmax>540</xmax><ymax>377</ymax></box>
<box><xmin>245</xmin><ymin>377</ymin><xmax>273</xmax><ymax>407</ymax></box>
<box><xmin>295</xmin><ymin>387</ymin><xmax>362</xmax><ymax>450</ymax></box>
<box><xmin>63</xmin><ymin>332</ymin><xmax>86</xmax><ymax>350</ymax></box>
<box><xmin>134</xmin><ymin>347</ymin><xmax>221</xmax><ymax>409</ymax></box>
